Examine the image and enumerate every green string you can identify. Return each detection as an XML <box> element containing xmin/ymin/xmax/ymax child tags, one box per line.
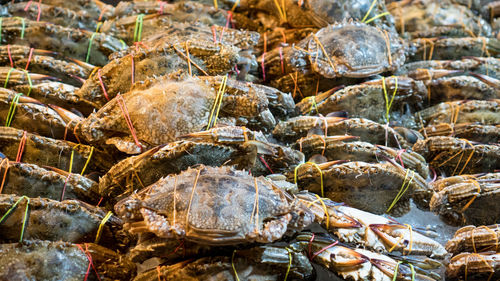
<box><xmin>119</xmin><ymin>39</ymin><xmax>127</xmax><ymax>50</ymax></box>
<box><xmin>392</xmin><ymin>261</ymin><xmax>415</xmax><ymax>281</ymax></box>
<box><xmin>3</xmin><ymin>67</ymin><xmax>15</xmax><ymax>88</ymax></box>
<box><xmin>133</xmin><ymin>14</ymin><xmax>145</xmax><ymax>43</ymax></box>
<box><xmin>361</xmin><ymin>0</ymin><xmax>378</xmax><ymax>23</ymax></box>
<box><xmin>386</xmin><ymin>169</ymin><xmax>415</xmax><ymax>213</ymax></box>
<box><xmin>382</xmin><ymin>76</ymin><xmax>398</xmax><ymax>123</ymax></box>
<box><xmin>5</xmin><ymin>93</ymin><xmax>22</xmax><ymax>127</ymax></box>
<box><xmin>85</xmin><ymin>32</ymin><xmax>98</xmax><ymax>63</ymax></box>
<box><xmin>13</xmin><ymin>17</ymin><xmax>25</xmax><ymax>39</ymax></box>
<box><xmin>0</xmin><ymin>195</ymin><xmax>30</xmax><ymax>242</ymax></box>
<box><xmin>22</xmin><ymin>69</ymin><xmax>32</xmax><ymax>96</ymax></box>
<box><xmin>0</xmin><ymin>17</ymin><xmax>3</xmax><ymax>43</ymax></box>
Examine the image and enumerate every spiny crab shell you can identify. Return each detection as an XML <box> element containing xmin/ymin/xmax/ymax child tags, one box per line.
<box><xmin>115</xmin><ymin>165</ymin><xmax>314</xmax><ymax>245</ymax></box>
<box><xmin>289</xmin><ymin>21</ymin><xmax>406</xmax><ymax>78</ymax></box>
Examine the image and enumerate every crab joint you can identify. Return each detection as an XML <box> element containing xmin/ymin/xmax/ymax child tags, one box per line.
<box><xmin>295</xmin><ymin>161</ymin><xmax>324</xmax><ymax>197</ymax></box>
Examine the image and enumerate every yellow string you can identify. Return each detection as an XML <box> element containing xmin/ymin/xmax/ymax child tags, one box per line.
<box><xmin>386</xmin><ymin>169</ymin><xmax>414</xmax><ymax>213</ymax></box>
<box><xmin>361</xmin><ymin>0</ymin><xmax>378</xmax><ymax>22</ymax></box>
<box><xmin>94</xmin><ymin>211</ymin><xmax>113</xmax><ymax>243</ymax></box>
<box><xmin>392</xmin><ymin>261</ymin><xmax>415</xmax><ymax>281</ymax></box>
<box><xmin>213</xmin><ymin>0</ymin><xmax>218</xmax><ymax>9</ymax></box>
<box><xmin>382</xmin><ymin>76</ymin><xmax>398</xmax><ymax>123</ymax></box>
<box><xmin>364</xmin><ymin>12</ymin><xmax>390</xmax><ymax>24</ymax></box>
<box><xmin>231</xmin><ymin>250</ymin><xmax>240</xmax><ymax>281</ymax></box>
<box><xmin>206</xmin><ymin>75</ymin><xmax>227</xmax><ymax>129</ymax></box>
<box><xmin>284</xmin><ymin>247</ymin><xmax>292</xmax><ymax>281</ymax></box>
<box><xmin>0</xmin><ymin>195</ymin><xmax>29</xmax><ymax>242</ymax></box>
<box><xmin>294</xmin><ymin>162</ymin><xmax>324</xmax><ymax>197</ymax></box>
<box><xmin>80</xmin><ymin>146</ymin><xmax>94</xmax><ymax>175</ymax></box>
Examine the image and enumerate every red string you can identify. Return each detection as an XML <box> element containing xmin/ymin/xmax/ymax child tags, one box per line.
<box><xmin>25</xmin><ymin>48</ymin><xmax>34</xmax><ymax>70</ymax></box>
<box><xmin>60</xmin><ymin>173</ymin><xmax>70</xmax><ymax>201</ymax></box>
<box><xmin>24</xmin><ymin>0</ymin><xmax>41</xmax><ymax>21</ymax></box>
<box><xmin>77</xmin><ymin>244</ymin><xmax>101</xmax><ymax>281</ymax></box>
<box><xmin>429</xmin><ymin>166</ymin><xmax>437</xmax><ymax>183</ymax></box>
<box><xmin>15</xmin><ymin>131</ymin><xmax>27</xmax><ymax>163</ymax></box>
<box><xmin>261</xmin><ymin>33</ymin><xmax>267</xmax><ymax>81</ymax></box>
<box><xmin>130</xmin><ymin>54</ymin><xmax>135</xmax><ymax>85</ymax></box>
<box><xmin>97</xmin><ymin>69</ymin><xmax>110</xmax><ymax>101</ymax></box>
<box><xmin>211</xmin><ymin>26</ymin><xmax>217</xmax><ymax>43</ymax></box>
<box><xmin>396</xmin><ymin>149</ymin><xmax>406</xmax><ymax>168</ymax></box>
<box><xmin>7</xmin><ymin>45</ymin><xmax>14</xmax><ymax>68</ymax></box>
<box><xmin>158</xmin><ymin>1</ymin><xmax>166</xmax><ymax>14</ymax></box>
<box><xmin>308</xmin><ymin>233</ymin><xmax>315</xmax><ymax>258</ymax></box>
<box><xmin>310</xmin><ymin>241</ymin><xmax>338</xmax><ymax>260</ymax></box>
<box><xmin>258</xmin><ymin>155</ymin><xmax>274</xmax><ymax>174</ymax></box>
<box><xmin>116</xmin><ymin>94</ymin><xmax>142</xmax><ymax>150</ymax></box>
<box><xmin>96</xmin><ymin>197</ymin><xmax>104</xmax><ymax>207</ymax></box>
<box><xmin>97</xmin><ymin>6</ymin><xmax>107</xmax><ymax>22</ymax></box>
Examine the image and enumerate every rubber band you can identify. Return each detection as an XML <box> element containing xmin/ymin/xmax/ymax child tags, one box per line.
<box><xmin>382</xmin><ymin>76</ymin><xmax>398</xmax><ymax>123</ymax></box>
<box><xmin>231</xmin><ymin>250</ymin><xmax>240</xmax><ymax>281</ymax></box>
<box><xmin>392</xmin><ymin>261</ymin><xmax>415</xmax><ymax>281</ymax></box>
<box><xmin>85</xmin><ymin>32</ymin><xmax>98</xmax><ymax>63</ymax></box>
<box><xmin>15</xmin><ymin>130</ymin><xmax>27</xmax><ymax>162</ymax></box>
<box><xmin>133</xmin><ymin>14</ymin><xmax>145</xmax><ymax>43</ymax></box>
<box><xmin>13</xmin><ymin>17</ymin><xmax>25</xmax><ymax>39</ymax></box>
<box><xmin>97</xmin><ymin>69</ymin><xmax>110</xmax><ymax>101</ymax></box>
<box><xmin>5</xmin><ymin>92</ymin><xmax>22</xmax><ymax>127</ymax></box>
<box><xmin>365</xmin><ymin>12</ymin><xmax>390</xmax><ymax>24</ymax></box>
<box><xmin>116</xmin><ymin>94</ymin><xmax>142</xmax><ymax>149</ymax></box>
<box><xmin>206</xmin><ymin>75</ymin><xmax>227</xmax><ymax>129</ymax></box>
<box><xmin>80</xmin><ymin>146</ymin><xmax>94</xmax><ymax>175</ymax></box>
<box><xmin>25</xmin><ymin>47</ymin><xmax>34</xmax><ymax>70</ymax></box>
<box><xmin>361</xmin><ymin>0</ymin><xmax>378</xmax><ymax>22</ymax></box>
<box><xmin>386</xmin><ymin>169</ymin><xmax>414</xmax><ymax>213</ymax></box>
<box><xmin>94</xmin><ymin>211</ymin><xmax>113</xmax><ymax>243</ymax></box>
<box><xmin>284</xmin><ymin>247</ymin><xmax>292</xmax><ymax>281</ymax></box>
<box><xmin>0</xmin><ymin>158</ymin><xmax>9</xmax><ymax>193</ymax></box>
<box><xmin>3</xmin><ymin>67</ymin><xmax>15</xmax><ymax>88</ymax></box>
<box><xmin>21</xmin><ymin>69</ymin><xmax>32</xmax><ymax>96</ymax></box>
<box><xmin>294</xmin><ymin>162</ymin><xmax>324</xmax><ymax>197</ymax></box>
<box><xmin>0</xmin><ymin>195</ymin><xmax>30</xmax><ymax>242</ymax></box>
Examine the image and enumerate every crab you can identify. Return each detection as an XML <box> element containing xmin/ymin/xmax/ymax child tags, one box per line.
<box><xmin>416</xmin><ymin>100</ymin><xmax>500</xmax><ymax>127</ymax></box>
<box><xmin>294</xmin><ymin>232</ymin><xmax>442</xmax><ymax>281</ymax></box>
<box><xmin>0</xmin><ymin>17</ymin><xmax>122</xmax><ymax>66</ymax></box>
<box><xmin>76</xmin><ymin>38</ymin><xmax>241</xmax><ymax>108</ymax></box>
<box><xmin>0</xmin><ymin>161</ymin><xmax>99</xmax><ymax>204</ymax></box>
<box><xmin>295</xmin><ymin>76</ymin><xmax>427</xmax><ymax>127</ymax></box>
<box><xmin>273</xmin><ymin>117</ymin><xmax>412</xmax><ymax>149</ymax></box>
<box><xmin>387</xmin><ymin>0</ymin><xmax>492</xmax><ymax>38</ymax></box>
<box><xmin>0</xmin><ymin>127</ymin><xmax>114</xmax><ymax>174</ymax></box>
<box><xmin>293</xmin><ymin>135</ymin><xmax>430</xmax><ymax>179</ymax></box>
<box><xmin>291</xmin><ymin>160</ymin><xmax>430</xmax><ymax>216</ymax></box>
<box><xmin>295</xmin><ymin>191</ymin><xmax>448</xmax><ymax>258</ymax></box>
<box><xmin>413</xmin><ymin>136</ymin><xmax>500</xmax><ymax>175</ymax></box>
<box><xmin>115</xmin><ymin>165</ymin><xmax>314</xmax><ymax>245</ymax></box>
<box><xmin>446</xmin><ymin>252</ymin><xmax>500</xmax><ymax>280</ymax></box>
<box><xmin>75</xmin><ymin>76</ymin><xmax>278</xmax><ymax>154</ymax></box>
<box><xmin>0</xmin><ymin>45</ymin><xmax>94</xmax><ymax>86</ymax></box>
<box><xmin>4</xmin><ymin>0</ymin><xmax>116</xmax><ymax>20</ymax></box>
<box><xmin>0</xmin><ymin>240</ymin><xmax>136</xmax><ymax>281</ymax></box>
<box><xmin>446</xmin><ymin>224</ymin><xmax>500</xmax><ymax>255</ymax></box>
<box><xmin>394</xmin><ymin>57</ymin><xmax>500</xmax><ymax>80</ymax></box>
<box><xmin>262</xmin><ymin>21</ymin><xmax>406</xmax><ymax>97</ymax></box>
<box><xmin>429</xmin><ymin>173</ymin><xmax>500</xmax><ymax>226</ymax></box>
<box><xmin>409</xmin><ymin>37</ymin><xmax>500</xmax><ymax>62</ymax></box>
<box><xmin>134</xmin><ymin>244</ymin><xmax>313</xmax><ymax>281</ymax></box>
<box><xmin>420</xmin><ymin>123</ymin><xmax>500</xmax><ymax>143</ymax></box>
<box><xmin>0</xmin><ymin>2</ymin><xmax>99</xmax><ymax>31</ymax></box>
<box><xmin>0</xmin><ymin>194</ymin><xmax>133</xmax><ymax>250</ymax></box>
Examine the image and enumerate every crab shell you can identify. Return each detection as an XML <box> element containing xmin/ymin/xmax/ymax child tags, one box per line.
<box><xmin>416</xmin><ymin>100</ymin><xmax>500</xmax><ymax>127</ymax></box>
<box><xmin>446</xmin><ymin>224</ymin><xmax>500</xmax><ymax>255</ymax></box>
<box><xmin>77</xmin><ymin>76</ymin><xmax>275</xmax><ymax>154</ymax></box>
<box><xmin>288</xmin><ymin>21</ymin><xmax>406</xmax><ymax>79</ymax></box>
<box><xmin>115</xmin><ymin>165</ymin><xmax>314</xmax><ymax>245</ymax></box>
<box><xmin>446</xmin><ymin>252</ymin><xmax>500</xmax><ymax>280</ymax></box>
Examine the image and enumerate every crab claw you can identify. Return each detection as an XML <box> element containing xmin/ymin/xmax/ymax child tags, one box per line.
<box><xmin>409</xmin><ymin>69</ymin><xmax>462</xmax><ymax>80</ymax></box>
<box><xmin>32</xmin><ymin>48</ymin><xmax>59</xmax><ymax>56</ymax></box>
<box><xmin>18</xmin><ymin>95</ymin><xmax>44</xmax><ymax>105</ymax></box>
<box><xmin>369</xmin><ymin>223</ymin><xmax>408</xmax><ymax>252</ymax></box>
<box><xmin>48</xmin><ymin>104</ymin><xmax>84</xmax><ymax>125</ymax></box>
<box><xmin>470</xmin><ymin>73</ymin><xmax>500</xmax><ymax>89</ymax></box>
<box><xmin>329</xmin><ymin>246</ymin><xmax>369</xmax><ymax>268</ymax></box>
<box><xmin>66</xmin><ymin>57</ymin><xmax>96</xmax><ymax>69</ymax></box>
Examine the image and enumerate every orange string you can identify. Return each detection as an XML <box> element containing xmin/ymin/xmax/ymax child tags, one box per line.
<box><xmin>15</xmin><ymin>131</ymin><xmax>27</xmax><ymax>163</ymax></box>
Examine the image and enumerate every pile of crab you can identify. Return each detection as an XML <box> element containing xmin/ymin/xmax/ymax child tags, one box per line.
<box><xmin>0</xmin><ymin>0</ymin><xmax>498</xmax><ymax>280</ymax></box>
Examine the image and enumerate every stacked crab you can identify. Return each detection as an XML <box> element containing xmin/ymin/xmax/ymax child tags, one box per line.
<box><xmin>0</xmin><ymin>0</ymin><xmax>498</xmax><ymax>280</ymax></box>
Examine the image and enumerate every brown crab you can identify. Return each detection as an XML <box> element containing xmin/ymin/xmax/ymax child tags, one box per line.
<box><xmin>409</xmin><ymin>37</ymin><xmax>500</xmax><ymax>61</ymax></box>
<box><xmin>416</xmin><ymin>100</ymin><xmax>500</xmax><ymax>127</ymax></box>
<box><xmin>115</xmin><ymin>165</ymin><xmax>314</xmax><ymax>245</ymax></box>
<box><xmin>0</xmin><ymin>194</ymin><xmax>133</xmax><ymax>250</ymax></box>
<box><xmin>295</xmin><ymin>76</ymin><xmax>426</xmax><ymax>127</ymax></box>
<box><xmin>262</xmin><ymin>21</ymin><xmax>406</xmax><ymax>97</ymax></box>
<box><xmin>291</xmin><ymin>160</ymin><xmax>430</xmax><ymax>216</ymax></box>
<box><xmin>294</xmin><ymin>135</ymin><xmax>430</xmax><ymax>179</ymax></box>
<box><xmin>430</xmin><ymin>173</ymin><xmax>500</xmax><ymax>226</ymax></box>
<box><xmin>0</xmin><ymin>162</ymin><xmax>99</xmax><ymax>204</ymax></box>
<box><xmin>0</xmin><ymin>45</ymin><xmax>94</xmax><ymax>86</ymax></box>
<box><xmin>273</xmin><ymin>117</ymin><xmax>412</xmax><ymax>148</ymax></box>
<box><xmin>75</xmin><ymin>76</ymin><xmax>277</xmax><ymax>154</ymax></box>
<box><xmin>421</xmin><ymin>123</ymin><xmax>500</xmax><ymax>143</ymax></box>
<box><xmin>0</xmin><ymin>127</ymin><xmax>114</xmax><ymax>174</ymax></box>
<box><xmin>446</xmin><ymin>252</ymin><xmax>500</xmax><ymax>280</ymax></box>
<box><xmin>0</xmin><ymin>240</ymin><xmax>136</xmax><ymax>281</ymax></box>
<box><xmin>0</xmin><ymin>17</ymin><xmax>122</xmax><ymax>66</ymax></box>
<box><xmin>446</xmin><ymin>224</ymin><xmax>500</xmax><ymax>255</ymax></box>
<box><xmin>413</xmin><ymin>136</ymin><xmax>500</xmax><ymax>175</ymax></box>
